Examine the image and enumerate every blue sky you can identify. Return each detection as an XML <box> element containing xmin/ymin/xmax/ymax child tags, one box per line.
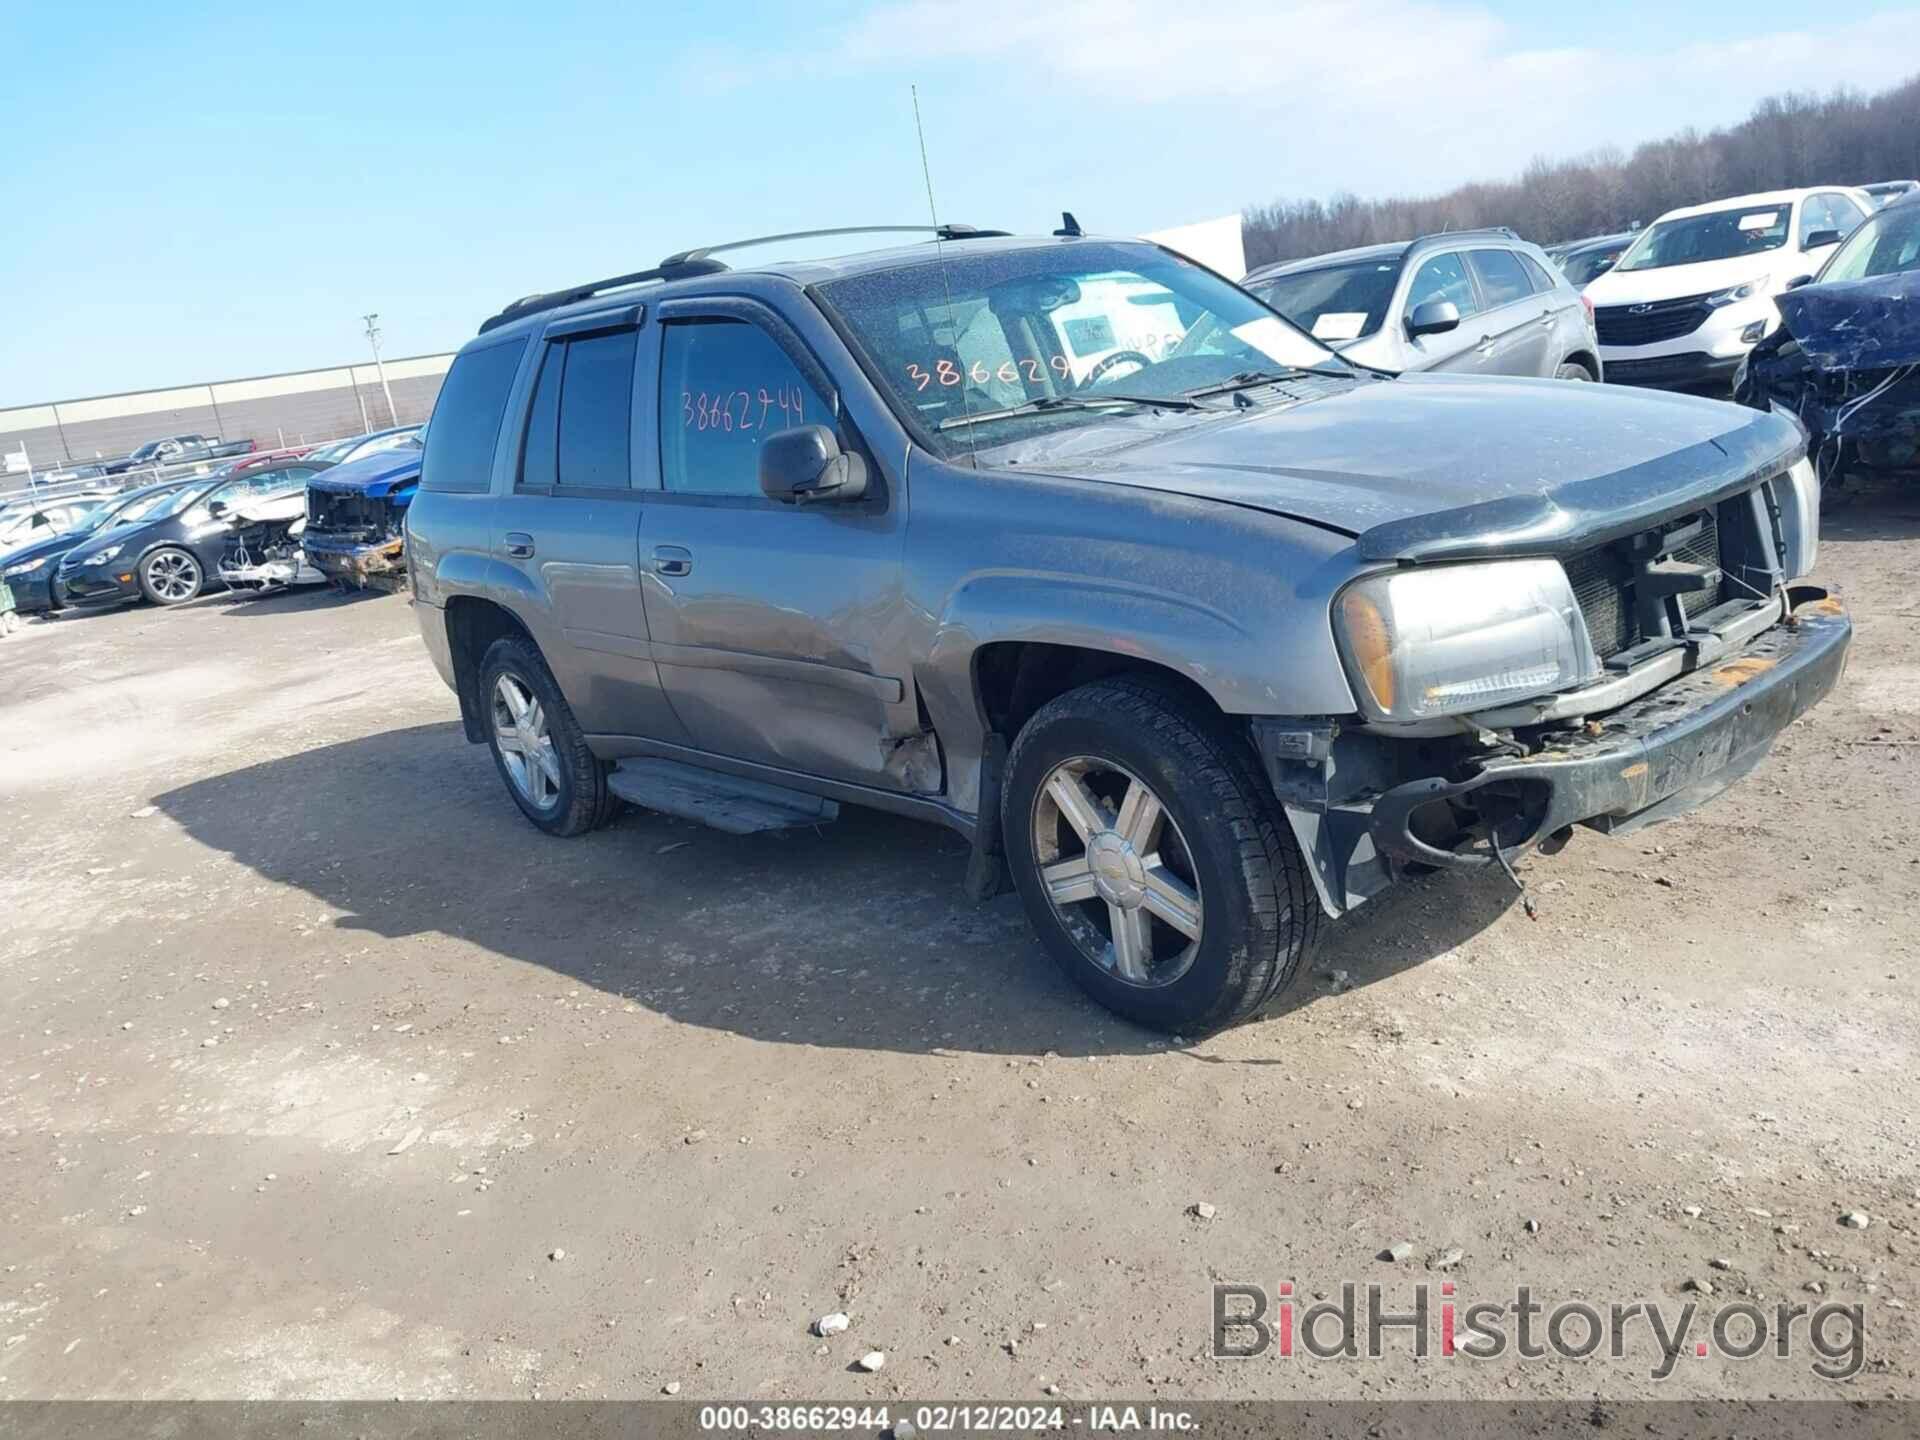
<box><xmin>5</xmin><ymin>1</ymin><xmax>1919</xmax><ymax>400</ymax></box>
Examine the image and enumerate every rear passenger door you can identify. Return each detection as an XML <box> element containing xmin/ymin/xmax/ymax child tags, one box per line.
<box><xmin>493</xmin><ymin>306</ymin><xmax>690</xmax><ymax>745</ymax></box>
<box><xmin>1399</xmin><ymin>252</ymin><xmax>1483</xmax><ymax>372</ymax></box>
<box><xmin>1465</xmin><ymin>248</ymin><xmax>1555</xmax><ymax>376</ymax></box>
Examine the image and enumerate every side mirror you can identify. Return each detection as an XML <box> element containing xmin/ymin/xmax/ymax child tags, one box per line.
<box><xmin>1785</xmin><ymin>274</ymin><xmax>1816</xmax><ymax>291</ymax></box>
<box><xmin>1407</xmin><ymin>299</ymin><xmax>1462</xmax><ymax>339</ymax></box>
<box><xmin>758</xmin><ymin>425</ymin><xmax>869</xmax><ymax>505</ymax></box>
<box><xmin>206</xmin><ymin>499</ymin><xmax>229</xmax><ymax>519</ymax></box>
<box><xmin>1802</xmin><ymin>229</ymin><xmax>1842</xmax><ymax>250</ymax></box>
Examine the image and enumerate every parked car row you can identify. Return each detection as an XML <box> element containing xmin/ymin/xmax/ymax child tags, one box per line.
<box><xmin>0</xmin><ymin>426</ymin><xmax>424</xmax><ymax>622</ymax></box>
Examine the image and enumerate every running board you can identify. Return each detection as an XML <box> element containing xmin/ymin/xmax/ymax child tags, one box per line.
<box><xmin>607</xmin><ymin>758</ymin><xmax>839</xmax><ymax>834</ymax></box>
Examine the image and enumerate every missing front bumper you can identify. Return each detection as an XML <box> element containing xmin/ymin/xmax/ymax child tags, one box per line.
<box><xmin>1369</xmin><ymin>589</ymin><xmax>1851</xmax><ymax>872</ymax></box>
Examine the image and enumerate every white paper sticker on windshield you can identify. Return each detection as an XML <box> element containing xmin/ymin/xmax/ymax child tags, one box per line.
<box><xmin>1737</xmin><ymin>212</ymin><xmax>1777</xmax><ymax>231</ymax></box>
<box><xmin>1310</xmin><ymin>312</ymin><xmax>1368</xmax><ymax>341</ymax></box>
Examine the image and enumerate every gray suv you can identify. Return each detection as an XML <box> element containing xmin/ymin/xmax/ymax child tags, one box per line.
<box><xmin>1243</xmin><ymin>229</ymin><xmax>1602</xmax><ymax>380</ymax></box>
<box><xmin>407</xmin><ymin>224</ymin><xmax>1848</xmax><ymax>1034</ymax></box>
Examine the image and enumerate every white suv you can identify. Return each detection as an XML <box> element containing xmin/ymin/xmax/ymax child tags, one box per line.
<box><xmin>1584</xmin><ymin>187</ymin><xmax>1874</xmax><ymax>391</ymax></box>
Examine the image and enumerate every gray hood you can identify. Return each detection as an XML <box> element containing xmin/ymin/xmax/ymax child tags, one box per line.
<box><xmin>986</xmin><ymin>372</ymin><xmax>1803</xmax><ymax>563</ymax></box>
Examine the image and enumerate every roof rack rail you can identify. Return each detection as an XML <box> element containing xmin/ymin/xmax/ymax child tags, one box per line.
<box><xmin>478</xmin><ymin>257</ymin><xmax>729</xmax><ymax>334</ymax></box>
<box><xmin>1412</xmin><ymin>225</ymin><xmax>1521</xmax><ymax>244</ymax></box>
<box><xmin>660</xmin><ymin>223</ymin><xmax>1005</xmax><ymax>268</ymax></box>
<box><xmin>480</xmin><ymin>224</ymin><xmax>1009</xmax><ymax>335</ymax></box>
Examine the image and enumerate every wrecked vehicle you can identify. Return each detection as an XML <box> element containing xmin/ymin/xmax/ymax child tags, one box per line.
<box><xmin>216</xmin><ymin>490</ymin><xmax>325</xmax><ymax>593</ymax></box>
<box><xmin>407</xmin><ymin>224</ymin><xmax>1850</xmax><ymax>1035</ymax></box>
<box><xmin>302</xmin><ymin>448</ymin><xmax>421</xmax><ymax>590</ymax></box>
<box><xmin>1735</xmin><ymin>195</ymin><xmax>1920</xmax><ymax>494</ymax></box>
<box><xmin>54</xmin><ymin>462</ymin><xmax>326</xmax><ymax>609</ymax></box>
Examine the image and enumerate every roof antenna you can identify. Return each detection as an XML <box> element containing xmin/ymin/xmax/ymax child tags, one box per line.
<box><xmin>1054</xmin><ymin>212</ymin><xmax>1082</xmax><ymax>238</ymax></box>
<box><xmin>912</xmin><ymin>84</ymin><xmax>979</xmax><ymax>467</ymax></box>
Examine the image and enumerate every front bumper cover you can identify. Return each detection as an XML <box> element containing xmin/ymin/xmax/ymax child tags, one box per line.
<box><xmin>52</xmin><ymin>563</ymin><xmax>140</xmax><ymax>607</ymax></box>
<box><xmin>1369</xmin><ymin>588</ymin><xmax>1851</xmax><ymax>871</ymax></box>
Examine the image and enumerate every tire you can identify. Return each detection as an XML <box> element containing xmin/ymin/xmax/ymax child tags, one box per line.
<box><xmin>137</xmin><ymin>547</ymin><xmax>205</xmax><ymax>606</ymax></box>
<box><xmin>476</xmin><ymin>635</ymin><xmax>618</xmax><ymax>837</ymax></box>
<box><xmin>1002</xmin><ymin>677</ymin><xmax>1320</xmax><ymax>1035</ymax></box>
<box><xmin>1554</xmin><ymin>360</ymin><xmax>1595</xmax><ymax>382</ymax></box>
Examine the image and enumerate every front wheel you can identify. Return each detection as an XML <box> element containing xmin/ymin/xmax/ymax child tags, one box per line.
<box><xmin>138</xmin><ymin>548</ymin><xmax>204</xmax><ymax>606</ymax></box>
<box><xmin>1002</xmin><ymin>678</ymin><xmax>1320</xmax><ymax>1034</ymax></box>
<box><xmin>1554</xmin><ymin>360</ymin><xmax>1596</xmax><ymax>382</ymax></box>
<box><xmin>477</xmin><ymin>635</ymin><xmax>618</xmax><ymax>836</ymax></box>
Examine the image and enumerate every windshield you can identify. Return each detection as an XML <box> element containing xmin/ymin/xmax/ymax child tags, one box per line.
<box><xmin>1819</xmin><ymin>203</ymin><xmax>1920</xmax><ymax>283</ymax></box>
<box><xmin>1615</xmin><ymin>204</ymin><xmax>1791</xmax><ymax>271</ymax></box>
<box><xmin>111</xmin><ymin>484</ymin><xmax>204</xmax><ymax>527</ymax></box>
<box><xmin>1560</xmin><ymin>246</ymin><xmax>1623</xmax><ymax>287</ymax></box>
<box><xmin>1249</xmin><ymin>258</ymin><xmax>1401</xmax><ymax>341</ymax></box>
<box><xmin>816</xmin><ymin>242</ymin><xmax>1344</xmax><ymax>456</ymax></box>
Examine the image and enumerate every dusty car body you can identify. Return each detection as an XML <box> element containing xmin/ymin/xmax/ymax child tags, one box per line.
<box><xmin>303</xmin><ymin>450</ymin><xmax>421</xmax><ymax>590</ymax></box>
<box><xmin>405</xmin><ymin>227</ymin><xmax>1849</xmax><ymax>1034</ymax></box>
<box><xmin>1735</xmin><ymin>197</ymin><xmax>1920</xmax><ymax>489</ymax></box>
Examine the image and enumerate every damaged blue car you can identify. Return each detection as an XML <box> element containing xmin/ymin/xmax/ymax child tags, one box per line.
<box><xmin>302</xmin><ymin>444</ymin><xmax>423</xmax><ymax>590</ymax></box>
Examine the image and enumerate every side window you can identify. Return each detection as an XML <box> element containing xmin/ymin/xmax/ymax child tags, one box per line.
<box><xmin>1404</xmin><ymin>252</ymin><xmax>1479</xmax><ymax>319</ymax></box>
<box><xmin>1467</xmin><ymin>249</ymin><xmax>1533</xmax><ymax>308</ymax></box>
<box><xmin>516</xmin><ymin>329</ymin><xmax>638</xmax><ymax>490</ymax></box>
<box><xmin>1799</xmin><ymin>196</ymin><xmax>1836</xmax><ymax>246</ymax></box>
<box><xmin>658</xmin><ymin>319</ymin><xmax>832</xmax><ymax>498</ymax></box>
<box><xmin>1517</xmin><ymin>252</ymin><xmax>1559</xmax><ymax>294</ymax></box>
<box><xmin>1831</xmin><ymin>194</ymin><xmax>1868</xmax><ymax>238</ymax></box>
<box><xmin>421</xmin><ymin>339</ymin><xmax>527</xmax><ymax>494</ymax></box>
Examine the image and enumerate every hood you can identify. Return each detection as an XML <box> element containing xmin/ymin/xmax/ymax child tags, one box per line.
<box><xmin>1584</xmin><ymin>252</ymin><xmax>1780</xmax><ymax>306</ymax></box>
<box><xmin>223</xmin><ymin>491</ymin><xmax>308</xmax><ymax>525</ymax></box>
<box><xmin>987</xmin><ymin>371</ymin><xmax>1802</xmax><ymax>563</ymax></box>
<box><xmin>1771</xmin><ymin>272</ymin><xmax>1920</xmax><ymax>370</ymax></box>
<box><xmin>308</xmin><ymin>451</ymin><xmax>421</xmax><ymax>498</ymax></box>
<box><xmin>2</xmin><ymin>522</ymin><xmax>103</xmax><ymax>570</ymax></box>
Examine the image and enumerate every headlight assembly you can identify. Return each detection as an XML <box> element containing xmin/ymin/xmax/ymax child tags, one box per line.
<box><xmin>1775</xmin><ymin>457</ymin><xmax>1819</xmax><ymax>579</ymax></box>
<box><xmin>4</xmin><ymin>556</ymin><xmax>50</xmax><ymax>578</ymax></box>
<box><xmin>78</xmin><ymin>544</ymin><xmax>123</xmax><ymax>567</ymax></box>
<box><xmin>1706</xmin><ymin>276</ymin><xmax>1769</xmax><ymax>307</ymax></box>
<box><xmin>1335</xmin><ymin>560</ymin><xmax>1601</xmax><ymax>722</ymax></box>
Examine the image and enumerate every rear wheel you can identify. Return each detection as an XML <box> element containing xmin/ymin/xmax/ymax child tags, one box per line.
<box><xmin>1554</xmin><ymin>360</ymin><xmax>1595</xmax><ymax>382</ymax></box>
<box><xmin>138</xmin><ymin>548</ymin><xmax>204</xmax><ymax>606</ymax></box>
<box><xmin>1002</xmin><ymin>678</ymin><xmax>1320</xmax><ymax>1034</ymax></box>
<box><xmin>477</xmin><ymin>635</ymin><xmax>618</xmax><ymax>837</ymax></box>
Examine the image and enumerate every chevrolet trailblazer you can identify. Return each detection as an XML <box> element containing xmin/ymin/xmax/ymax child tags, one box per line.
<box><xmin>404</xmin><ymin>223</ymin><xmax>1849</xmax><ymax>1034</ymax></box>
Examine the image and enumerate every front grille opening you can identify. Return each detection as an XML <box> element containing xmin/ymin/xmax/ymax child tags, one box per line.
<box><xmin>1563</xmin><ymin>509</ymin><xmax>1725</xmax><ymax>660</ymax></box>
<box><xmin>1594</xmin><ymin>292</ymin><xmax>1716</xmax><ymax>347</ymax></box>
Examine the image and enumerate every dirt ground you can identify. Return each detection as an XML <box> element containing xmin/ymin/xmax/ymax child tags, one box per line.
<box><xmin>1</xmin><ymin>496</ymin><xmax>1916</xmax><ymax>1404</ymax></box>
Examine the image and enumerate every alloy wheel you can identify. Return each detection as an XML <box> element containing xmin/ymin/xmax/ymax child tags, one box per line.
<box><xmin>146</xmin><ymin>552</ymin><xmax>200</xmax><ymax>602</ymax></box>
<box><xmin>1030</xmin><ymin>756</ymin><xmax>1204</xmax><ymax>987</ymax></box>
<box><xmin>491</xmin><ymin>673</ymin><xmax>563</xmax><ymax>810</ymax></box>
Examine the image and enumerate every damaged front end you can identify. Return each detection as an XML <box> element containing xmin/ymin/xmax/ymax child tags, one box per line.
<box><xmin>302</xmin><ymin>453</ymin><xmax>421</xmax><ymax>592</ymax></box>
<box><xmin>216</xmin><ymin>492</ymin><xmax>325</xmax><ymax>593</ymax></box>
<box><xmin>1735</xmin><ymin>272</ymin><xmax>1920</xmax><ymax>489</ymax></box>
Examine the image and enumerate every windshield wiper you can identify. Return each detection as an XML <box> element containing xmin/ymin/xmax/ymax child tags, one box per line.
<box><xmin>935</xmin><ymin>391</ymin><xmax>1208</xmax><ymax>431</ymax></box>
<box><xmin>1184</xmin><ymin>366</ymin><xmax>1346</xmax><ymax>399</ymax></box>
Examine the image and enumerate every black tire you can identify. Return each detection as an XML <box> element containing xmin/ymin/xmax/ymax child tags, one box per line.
<box><xmin>476</xmin><ymin>635</ymin><xmax>619</xmax><ymax>837</ymax></box>
<box><xmin>1554</xmin><ymin>360</ymin><xmax>1595</xmax><ymax>382</ymax></box>
<box><xmin>137</xmin><ymin>547</ymin><xmax>205</xmax><ymax>606</ymax></box>
<box><xmin>1002</xmin><ymin>677</ymin><xmax>1320</xmax><ymax>1035</ymax></box>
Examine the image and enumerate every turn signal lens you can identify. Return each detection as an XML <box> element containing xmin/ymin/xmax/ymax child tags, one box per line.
<box><xmin>1339</xmin><ymin>589</ymin><xmax>1396</xmax><ymax>714</ymax></box>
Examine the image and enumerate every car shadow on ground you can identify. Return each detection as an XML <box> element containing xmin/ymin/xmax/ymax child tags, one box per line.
<box><xmin>210</xmin><ymin>584</ymin><xmax>392</xmax><ymax>617</ymax></box>
<box><xmin>1820</xmin><ymin>484</ymin><xmax>1920</xmax><ymax>543</ymax></box>
<box><xmin>156</xmin><ymin>723</ymin><xmax>1514</xmax><ymax>1059</ymax></box>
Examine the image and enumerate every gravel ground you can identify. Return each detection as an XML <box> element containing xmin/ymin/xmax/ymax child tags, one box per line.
<box><xmin>1</xmin><ymin>495</ymin><xmax>1915</xmax><ymax>1402</ymax></box>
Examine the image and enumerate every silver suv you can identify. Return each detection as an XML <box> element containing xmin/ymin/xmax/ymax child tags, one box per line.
<box><xmin>406</xmin><ymin>224</ymin><xmax>1847</xmax><ymax>1034</ymax></box>
<box><xmin>1243</xmin><ymin>229</ymin><xmax>1602</xmax><ymax>380</ymax></box>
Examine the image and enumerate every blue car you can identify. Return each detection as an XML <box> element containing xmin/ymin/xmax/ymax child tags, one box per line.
<box><xmin>302</xmin><ymin>447</ymin><xmax>422</xmax><ymax>590</ymax></box>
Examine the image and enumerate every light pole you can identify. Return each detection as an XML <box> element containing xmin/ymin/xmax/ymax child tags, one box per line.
<box><xmin>363</xmin><ymin>312</ymin><xmax>399</xmax><ymax>428</ymax></box>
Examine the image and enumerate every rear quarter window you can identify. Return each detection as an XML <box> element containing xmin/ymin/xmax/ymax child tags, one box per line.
<box><xmin>421</xmin><ymin>339</ymin><xmax>527</xmax><ymax>494</ymax></box>
<box><xmin>1467</xmin><ymin>249</ymin><xmax>1534</xmax><ymax>307</ymax></box>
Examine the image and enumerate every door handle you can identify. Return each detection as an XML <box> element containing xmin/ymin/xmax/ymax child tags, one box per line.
<box><xmin>503</xmin><ymin>532</ymin><xmax>535</xmax><ymax>559</ymax></box>
<box><xmin>651</xmin><ymin>545</ymin><xmax>693</xmax><ymax>577</ymax></box>
<box><xmin>1475</xmin><ymin>335</ymin><xmax>1495</xmax><ymax>351</ymax></box>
